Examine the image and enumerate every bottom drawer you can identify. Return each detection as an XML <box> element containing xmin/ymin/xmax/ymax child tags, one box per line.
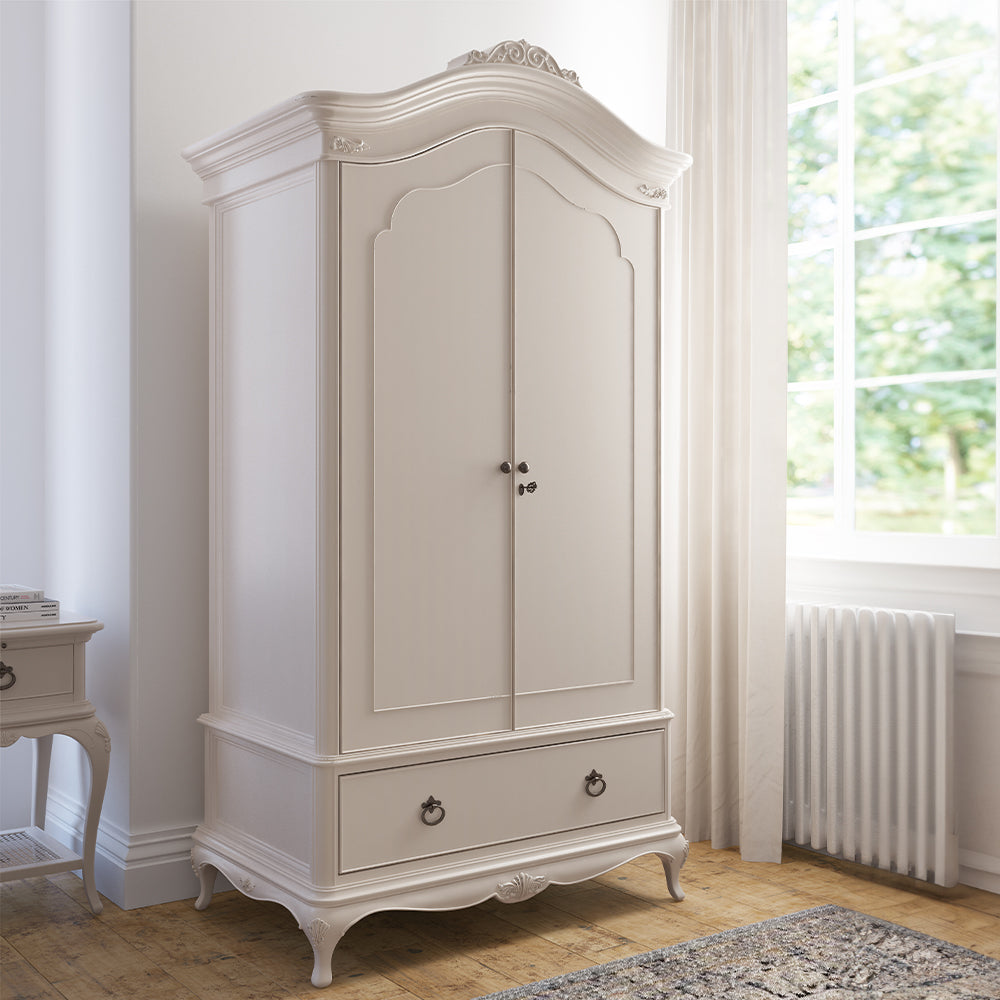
<box><xmin>338</xmin><ymin>729</ymin><xmax>665</xmax><ymax>873</ymax></box>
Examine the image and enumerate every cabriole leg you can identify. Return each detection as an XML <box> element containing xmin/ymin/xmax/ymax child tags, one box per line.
<box><xmin>301</xmin><ymin>913</ymin><xmax>347</xmax><ymax>988</ymax></box>
<box><xmin>61</xmin><ymin>718</ymin><xmax>110</xmax><ymax>914</ymax></box>
<box><xmin>655</xmin><ymin>838</ymin><xmax>689</xmax><ymax>901</ymax></box>
<box><xmin>193</xmin><ymin>860</ymin><xmax>219</xmax><ymax>910</ymax></box>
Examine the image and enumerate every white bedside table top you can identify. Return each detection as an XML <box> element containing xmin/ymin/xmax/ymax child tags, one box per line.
<box><xmin>0</xmin><ymin>613</ymin><xmax>103</xmax><ymax>640</ymax></box>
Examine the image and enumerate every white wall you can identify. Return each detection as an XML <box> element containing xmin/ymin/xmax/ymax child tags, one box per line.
<box><xmin>0</xmin><ymin>0</ymin><xmax>47</xmax><ymax>829</ymax></box>
<box><xmin>1</xmin><ymin>0</ymin><xmax>46</xmax><ymax>584</ymax></box>
<box><xmin>953</xmin><ymin>634</ymin><xmax>1000</xmax><ymax>892</ymax></box>
<box><xmin>43</xmin><ymin>0</ymin><xmax>133</xmax><ymax>852</ymax></box>
<box><xmin>1</xmin><ymin>0</ymin><xmax>132</xmax><ymax>852</ymax></box>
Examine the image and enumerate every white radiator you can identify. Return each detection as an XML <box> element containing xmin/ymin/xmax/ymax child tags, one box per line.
<box><xmin>784</xmin><ymin>603</ymin><xmax>958</xmax><ymax>886</ymax></box>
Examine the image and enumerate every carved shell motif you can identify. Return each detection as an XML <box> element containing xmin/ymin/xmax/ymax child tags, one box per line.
<box><xmin>496</xmin><ymin>871</ymin><xmax>550</xmax><ymax>903</ymax></box>
<box><xmin>304</xmin><ymin>917</ymin><xmax>331</xmax><ymax>948</ymax></box>
<box><xmin>463</xmin><ymin>40</ymin><xmax>581</xmax><ymax>87</ymax></box>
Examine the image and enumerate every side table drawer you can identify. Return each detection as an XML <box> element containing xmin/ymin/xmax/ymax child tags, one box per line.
<box><xmin>0</xmin><ymin>644</ymin><xmax>74</xmax><ymax>703</ymax></box>
<box><xmin>338</xmin><ymin>729</ymin><xmax>665</xmax><ymax>873</ymax></box>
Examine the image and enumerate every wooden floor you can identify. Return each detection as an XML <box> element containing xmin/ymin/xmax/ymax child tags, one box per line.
<box><xmin>3</xmin><ymin>843</ymin><xmax>998</xmax><ymax>1000</ymax></box>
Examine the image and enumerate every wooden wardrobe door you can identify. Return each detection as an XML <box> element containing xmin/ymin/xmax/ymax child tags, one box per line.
<box><xmin>512</xmin><ymin>134</ymin><xmax>661</xmax><ymax>728</ymax></box>
<box><xmin>340</xmin><ymin>131</ymin><xmax>513</xmax><ymax>751</ymax></box>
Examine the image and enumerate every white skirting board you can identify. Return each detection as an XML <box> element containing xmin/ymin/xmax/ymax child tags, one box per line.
<box><xmin>42</xmin><ymin>788</ymin><xmax>231</xmax><ymax>909</ymax></box>
<box><xmin>959</xmin><ymin>849</ymin><xmax>1000</xmax><ymax>895</ymax></box>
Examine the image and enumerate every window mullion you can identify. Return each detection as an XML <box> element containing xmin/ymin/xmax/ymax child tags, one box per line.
<box><xmin>995</xmin><ymin>51</ymin><xmax>1000</xmax><ymax>540</ymax></box>
<box><xmin>835</xmin><ymin>0</ymin><xmax>857</xmax><ymax>536</ymax></box>
<box><xmin>995</xmin><ymin>136</ymin><xmax>999</xmax><ymax>541</ymax></box>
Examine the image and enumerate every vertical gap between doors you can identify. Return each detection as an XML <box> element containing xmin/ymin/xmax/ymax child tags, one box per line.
<box><xmin>509</xmin><ymin>128</ymin><xmax>517</xmax><ymax>735</ymax></box>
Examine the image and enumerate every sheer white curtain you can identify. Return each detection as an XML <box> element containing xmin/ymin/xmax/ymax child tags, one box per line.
<box><xmin>662</xmin><ymin>0</ymin><xmax>788</xmax><ymax>862</ymax></box>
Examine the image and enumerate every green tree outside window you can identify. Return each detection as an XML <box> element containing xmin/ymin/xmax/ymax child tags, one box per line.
<box><xmin>787</xmin><ymin>0</ymin><xmax>998</xmax><ymax>537</ymax></box>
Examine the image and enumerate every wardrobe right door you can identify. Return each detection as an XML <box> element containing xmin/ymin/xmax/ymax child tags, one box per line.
<box><xmin>512</xmin><ymin>133</ymin><xmax>662</xmax><ymax>729</ymax></box>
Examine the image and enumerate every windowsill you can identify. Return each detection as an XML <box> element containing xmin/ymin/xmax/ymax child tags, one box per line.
<box><xmin>787</xmin><ymin>525</ymin><xmax>1000</xmax><ymax>570</ymax></box>
<box><xmin>786</xmin><ymin>551</ymin><xmax>1000</xmax><ymax>636</ymax></box>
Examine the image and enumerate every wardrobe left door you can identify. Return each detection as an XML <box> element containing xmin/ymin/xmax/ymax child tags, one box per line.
<box><xmin>340</xmin><ymin>130</ymin><xmax>514</xmax><ymax>752</ymax></box>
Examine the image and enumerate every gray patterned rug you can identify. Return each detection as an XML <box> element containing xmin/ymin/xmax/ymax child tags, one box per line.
<box><xmin>475</xmin><ymin>905</ymin><xmax>1000</xmax><ymax>999</ymax></box>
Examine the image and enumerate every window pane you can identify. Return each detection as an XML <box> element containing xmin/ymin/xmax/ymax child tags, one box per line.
<box><xmin>789</xmin><ymin>249</ymin><xmax>835</xmax><ymax>383</ymax></box>
<box><xmin>855</xmin><ymin>221</ymin><xmax>997</xmax><ymax>380</ymax></box>
<box><xmin>789</xmin><ymin>0</ymin><xmax>838</xmax><ymax>102</ymax></box>
<box><xmin>855</xmin><ymin>59</ymin><xmax>998</xmax><ymax>230</ymax></box>
<box><xmin>855</xmin><ymin>0</ymin><xmax>998</xmax><ymax>85</ymax></box>
<box><xmin>788</xmin><ymin>389</ymin><xmax>835</xmax><ymax>527</ymax></box>
<box><xmin>789</xmin><ymin>102</ymin><xmax>839</xmax><ymax>243</ymax></box>
<box><xmin>855</xmin><ymin>379</ymin><xmax>997</xmax><ymax>534</ymax></box>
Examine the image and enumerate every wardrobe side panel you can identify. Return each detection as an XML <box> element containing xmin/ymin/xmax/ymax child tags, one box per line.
<box><xmin>340</xmin><ymin>131</ymin><xmax>513</xmax><ymax>752</ymax></box>
<box><xmin>214</xmin><ymin>173</ymin><xmax>319</xmax><ymax>740</ymax></box>
<box><xmin>207</xmin><ymin>731</ymin><xmax>313</xmax><ymax>879</ymax></box>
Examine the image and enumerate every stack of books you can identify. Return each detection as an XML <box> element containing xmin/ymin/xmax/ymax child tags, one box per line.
<box><xmin>0</xmin><ymin>585</ymin><xmax>60</xmax><ymax>623</ymax></box>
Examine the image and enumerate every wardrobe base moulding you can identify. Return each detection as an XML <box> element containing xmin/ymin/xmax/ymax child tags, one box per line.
<box><xmin>192</xmin><ymin>827</ymin><xmax>688</xmax><ymax>988</ymax></box>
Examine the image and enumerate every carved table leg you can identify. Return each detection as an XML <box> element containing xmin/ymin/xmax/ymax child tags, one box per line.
<box><xmin>655</xmin><ymin>837</ymin><xmax>689</xmax><ymax>901</ymax></box>
<box><xmin>63</xmin><ymin>717</ymin><xmax>111</xmax><ymax>914</ymax></box>
<box><xmin>300</xmin><ymin>912</ymin><xmax>348</xmax><ymax>988</ymax></box>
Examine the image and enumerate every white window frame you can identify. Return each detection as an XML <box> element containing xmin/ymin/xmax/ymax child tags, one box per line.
<box><xmin>786</xmin><ymin>0</ymin><xmax>1000</xmax><ymax>572</ymax></box>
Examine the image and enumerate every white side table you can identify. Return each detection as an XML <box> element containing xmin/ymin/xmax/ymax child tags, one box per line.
<box><xmin>0</xmin><ymin>614</ymin><xmax>108</xmax><ymax>913</ymax></box>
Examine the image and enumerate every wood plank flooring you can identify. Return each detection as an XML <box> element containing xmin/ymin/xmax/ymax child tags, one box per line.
<box><xmin>3</xmin><ymin>843</ymin><xmax>998</xmax><ymax>1000</ymax></box>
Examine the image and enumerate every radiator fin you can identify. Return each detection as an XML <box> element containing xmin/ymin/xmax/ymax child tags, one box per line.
<box><xmin>783</xmin><ymin>603</ymin><xmax>958</xmax><ymax>887</ymax></box>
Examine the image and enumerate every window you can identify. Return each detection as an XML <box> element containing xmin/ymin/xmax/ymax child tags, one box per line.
<box><xmin>787</xmin><ymin>0</ymin><xmax>998</xmax><ymax>565</ymax></box>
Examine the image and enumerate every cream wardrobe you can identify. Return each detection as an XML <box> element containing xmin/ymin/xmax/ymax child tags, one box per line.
<box><xmin>183</xmin><ymin>42</ymin><xmax>692</xmax><ymax>987</ymax></box>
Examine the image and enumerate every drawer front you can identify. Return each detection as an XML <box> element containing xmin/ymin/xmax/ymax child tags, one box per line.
<box><xmin>0</xmin><ymin>644</ymin><xmax>74</xmax><ymax>703</ymax></box>
<box><xmin>339</xmin><ymin>729</ymin><xmax>665</xmax><ymax>873</ymax></box>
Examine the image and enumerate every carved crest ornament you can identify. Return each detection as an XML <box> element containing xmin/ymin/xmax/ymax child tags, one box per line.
<box><xmin>330</xmin><ymin>136</ymin><xmax>370</xmax><ymax>155</ymax></box>
<box><xmin>638</xmin><ymin>183</ymin><xmax>670</xmax><ymax>202</ymax></box>
<box><xmin>461</xmin><ymin>40</ymin><xmax>581</xmax><ymax>87</ymax></box>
